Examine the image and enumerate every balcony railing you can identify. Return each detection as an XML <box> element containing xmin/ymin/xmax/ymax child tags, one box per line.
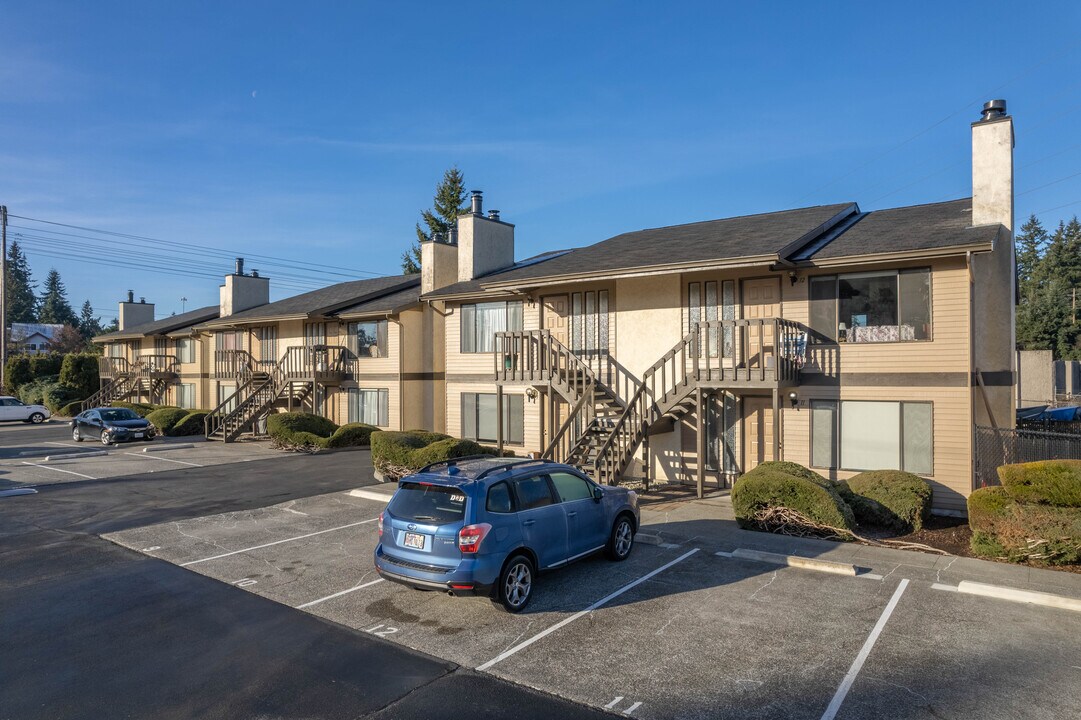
<box><xmin>98</xmin><ymin>356</ymin><xmax>132</xmax><ymax>379</ymax></box>
<box><xmin>213</xmin><ymin>349</ymin><xmax>258</xmax><ymax>380</ymax></box>
<box><xmin>138</xmin><ymin>354</ymin><xmax>179</xmax><ymax>379</ymax></box>
<box><xmin>685</xmin><ymin>318</ymin><xmax>805</xmax><ymax>387</ymax></box>
<box><xmin>281</xmin><ymin>345</ymin><xmax>352</xmax><ymax>383</ymax></box>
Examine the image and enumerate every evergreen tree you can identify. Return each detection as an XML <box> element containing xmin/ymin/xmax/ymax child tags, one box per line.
<box><xmin>1015</xmin><ymin>215</ymin><xmax>1049</xmax><ymax>292</ymax></box>
<box><xmin>37</xmin><ymin>269</ymin><xmax>78</xmax><ymax>326</ymax></box>
<box><xmin>402</xmin><ymin>166</ymin><xmax>469</xmax><ymax>273</ymax></box>
<box><xmin>5</xmin><ymin>240</ymin><xmax>38</xmax><ymax>323</ymax></box>
<box><xmin>78</xmin><ymin>300</ymin><xmax>102</xmax><ymax>338</ymax></box>
<box><xmin>1016</xmin><ymin>215</ymin><xmax>1081</xmax><ymax>359</ymax></box>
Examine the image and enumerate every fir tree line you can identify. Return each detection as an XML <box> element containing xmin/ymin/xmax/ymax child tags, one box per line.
<box><xmin>1016</xmin><ymin>214</ymin><xmax>1081</xmax><ymax>359</ymax></box>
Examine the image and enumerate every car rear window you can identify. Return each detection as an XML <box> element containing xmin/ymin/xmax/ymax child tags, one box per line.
<box><xmin>388</xmin><ymin>482</ymin><xmax>467</xmax><ymax>524</ymax></box>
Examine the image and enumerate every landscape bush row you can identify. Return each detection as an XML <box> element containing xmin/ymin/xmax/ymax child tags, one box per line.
<box><xmin>371</xmin><ymin>429</ymin><xmax>511</xmax><ymax>478</ymax></box>
<box><xmin>968</xmin><ymin>460</ymin><xmax>1081</xmax><ymax>565</ymax></box>
<box><xmin>731</xmin><ymin>461</ymin><xmax>932</xmax><ymax>537</ymax></box>
<box><xmin>266</xmin><ymin>412</ymin><xmax>378</xmax><ymax>451</ymax></box>
<box><xmin>106</xmin><ymin>402</ymin><xmax>210</xmax><ymax>437</ymax></box>
<box><xmin>8</xmin><ymin>353</ymin><xmax>100</xmax><ymax>415</ymax></box>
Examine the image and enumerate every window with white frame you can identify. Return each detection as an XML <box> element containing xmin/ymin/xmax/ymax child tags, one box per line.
<box><xmin>348</xmin><ymin>388</ymin><xmax>389</xmax><ymax>427</ymax></box>
<box><xmin>460</xmin><ymin>301</ymin><xmax>523</xmax><ymax>353</ymax></box>
<box><xmin>177</xmin><ymin>383</ymin><xmax>195</xmax><ymax>409</ymax></box>
<box><xmin>569</xmin><ymin>290</ymin><xmax>610</xmax><ymax>356</ymax></box>
<box><xmin>176</xmin><ymin>338</ymin><xmax>195</xmax><ymax>364</ymax></box>
<box><xmin>687</xmin><ymin>280</ymin><xmax>736</xmax><ymax>356</ymax></box>
<box><xmin>304</xmin><ymin>322</ymin><xmax>326</xmax><ymax>347</ymax></box>
<box><xmin>349</xmin><ymin>320</ymin><xmax>388</xmax><ymax>358</ymax></box>
<box><xmin>808</xmin><ymin>269</ymin><xmax>931</xmax><ymax>343</ymax></box>
<box><xmin>810</xmin><ymin>399</ymin><xmax>932</xmax><ymax>474</ymax></box>
<box><xmin>257</xmin><ymin>326</ymin><xmax>277</xmax><ymax>363</ymax></box>
<box><xmin>461</xmin><ymin>393</ymin><xmax>524</xmax><ymax>444</ymax></box>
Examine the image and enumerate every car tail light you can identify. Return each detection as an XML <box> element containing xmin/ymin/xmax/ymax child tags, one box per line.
<box><xmin>458</xmin><ymin>523</ymin><xmax>492</xmax><ymax>554</ymax></box>
<box><xmin>377</xmin><ymin>512</ymin><xmax>383</xmax><ymax>537</ymax></box>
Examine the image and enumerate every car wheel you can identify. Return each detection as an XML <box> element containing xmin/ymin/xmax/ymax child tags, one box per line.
<box><xmin>29</xmin><ymin>412</ymin><xmax>45</xmax><ymax>424</ymax></box>
<box><xmin>100</xmin><ymin>431</ymin><xmax>113</xmax><ymax>446</ymax></box>
<box><xmin>72</xmin><ymin>427</ymin><xmax>83</xmax><ymax>442</ymax></box>
<box><xmin>496</xmin><ymin>554</ymin><xmax>534</xmax><ymax>613</ymax></box>
<box><xmin>605</xmin><ymin>515</ymin><xmax>635</xmax><ymax>561</ymax></box>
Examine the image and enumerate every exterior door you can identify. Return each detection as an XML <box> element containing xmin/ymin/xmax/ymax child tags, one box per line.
<box><xmin>542</xmin><ymin>295</ymin><xmax>570</xmax><ymax>346</ymax></box>
<box><xmin>742</xmin><ymin>278</ymin><xmax>781</xmax><ymax>370</ymax></box>
<box><xmin>742</xmin><ymin>397</ymin><xmax>774</xmax><ymax>472</ymax></box>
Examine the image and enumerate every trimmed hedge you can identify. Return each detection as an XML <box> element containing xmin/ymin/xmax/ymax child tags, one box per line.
<box><xmin>326</xmin><ymin>422</ymin><xmax>378</xmax><ymax>449</ymax></box>
<box><xmin>410</xmin><ymin>438</ymin><xmax>486</xmax><ymax>467</ymax></box>
<box><xmin>59</xmin><ymin>401</ymin><xmax>84</xmax><ymax>417</ymax></box>
<box><xmin>59</xmin><ymin>354</ymin><xmax>99</xmax><ymax>399</ymax></box>
<box><xmin>110</xmin><ymin>401</ymin><xmax>158</xmax><ymax>417</ymax></box>
<box><xmin>997</xmin><ymin>460</ymin><xmax>1081</xmax><ymax>508</ymax></box>
<box><xmin>845</xmin><ymin>470</ymin><xmax>933</xmax><ymax>532</ymax></box>
<box><xmin>29</xmin><ymin>353</ymin><xmax>63</xmax><ymax>378</ymax></box>
<box><xmin>751</xmin><ymin>461</ymin><xmax>857</xmax><ymax>505</ymax></box>
<box><xmin>968</xmin><ymin>486</ymin><xmax>1081</xmax><ymax>564</ymax></box>
<box><xmin>732</xmin><ymin>468</ymin><xmax>856</xmax><ymax>533</ymax></box>
<box><xmin>146</xmin><ymin>407</ymin><xmax>189</xmax><ymax>434</ymax></box>
<box><xmin>171</xmin><ymin>411</ymin><xmax>209</xmax><ymax>436</ymax></box>
<box><xmin>369</xmin><ymin>430</ymin><xmax>508</xmax><ymax>478</ymax></box>
<box><xmin>4</xmin><ymin>355</ymin><xmax>32</xmax><ymax>392</ymax></box>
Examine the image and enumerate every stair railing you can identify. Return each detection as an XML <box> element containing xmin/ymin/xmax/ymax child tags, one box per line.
<box><xmin>495</xmin><ymin>330</ymin><xmax>618</xmax><ymax>406</ymax></box>
<box><xmin>541</xmin><ymin>380</ymin><xmax>596</xmax><ymax>463</ymax></box>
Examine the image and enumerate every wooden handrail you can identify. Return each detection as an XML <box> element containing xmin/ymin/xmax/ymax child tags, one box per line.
<box><xmin>542</xmin><ymin>381</ymin><xmax>596</xmax><ymax>462</ymax></box>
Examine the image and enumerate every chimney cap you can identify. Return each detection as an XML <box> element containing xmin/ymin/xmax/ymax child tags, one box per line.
<box><xmin>126</xmin><ymin>290</ymin><xmax>134</xmax><ymax>303</ymax></box>
<box><xmin>470</xmin><ymin>190</ymin><xmax>483</xmax><ymax>216</ymax></box>
<box><xmin>235</xmin><ymin>257</ymin><xmax>245</xmax><ymax>276</ymax></box>
<box><xmin>980</xmin><ymin>99</ymin><xmax>1008</xmax><ymax>122</ymax></box>
<box><xmin>487</xmin><ymin>209</ymin><xmax>501</xmax><ymax>221</ymax></box>
<box><xmin>139</xmin><ymin>297</ymin><xmax>146</xmax><ymax>304</ymax></box>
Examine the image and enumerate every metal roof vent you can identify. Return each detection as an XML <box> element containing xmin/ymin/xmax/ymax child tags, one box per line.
<box><xmin>126</xmin><ymin>290</ymin><xmax>134</xmax><ymax>303</ymax></box>
<box><xmin>980</xmin><ymin>99</ymin><xmax>1007</xmax><ymax>122</ymax></box>
<box><xmin>487</xmin><ymin>210</ymin><xmax>500</xmax><ymax>221</ymax></box>
<box><xmin>235</xmin><ymin>257</ymin><xmax>245</xmax><ymax>275</ymax></box>
<box><xmin>470</xmin><ymin>190</ymin><xmax>483</xmax><ymax>216</ymax></box>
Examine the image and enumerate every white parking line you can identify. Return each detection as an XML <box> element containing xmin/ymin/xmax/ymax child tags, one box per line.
<box><xmin>123</xmin><ymin>452</ymin><xmax>203</xmax><ymax>467</ymax></box>
<box><xmin>820</xmin><ymin>578</ymin><xmax>910</xmax><ymax>720</ymax></box>
<box><xmin>20</xmin><ymin>461</ymin><xmax>95</xmax><ymax>480</ymax></box>
<box><xmin>297</xmin><ymin>579</ymin><xmax>384</xmax><ymax>609</ymax></box>
<box><xmin>476</xmin><ymin>548</ymin><xmax>700</xmax><ymax>672</ymax></box>
<box><xmin>179</xmin><ymin>518</ymin><xmax>378</xmax><ymax>566</ymax></box>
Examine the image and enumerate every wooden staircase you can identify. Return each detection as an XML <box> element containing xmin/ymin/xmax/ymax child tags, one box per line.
<box><xmin>81</xmin><ymin>373</ymin><xmax>138</xmax><ymax>412</ymax></box>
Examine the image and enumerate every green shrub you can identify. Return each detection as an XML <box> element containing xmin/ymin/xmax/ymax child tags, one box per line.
<box><xmin>997</xmin><ymin>460</ymin><xmax>1081</xmax><ymax>508</ymax></box>
<box><xmin>29</xmin><ymin>353</ymin><xmax>63</xmax><ymax>378</ymax></box>
<box><xmin>732</xmin><ymin>468</ymin><xmax>856</xmax><ymax>534</ymax></box>
<box><xmin>845</xmin><ymin>470</ymin><xmax>933</xmax><ymax>532</ymax></box>
<box><xmin>170</xmin><ymin>411</ymin><xmax>208</xmax><ymax>436</ymax></box>
<box><xmin>42</xmin><ymin>383</ymin><xmax>82</xmax><ymax>415</ymax></box>
<box><xmin>59</xmin><ymin>401</ymin><xmax>84</xmax><ymax>417</ymax></box>
<box><xmin>146</xmin><ymin>407</ymin><xmax>189</xmax><ymax>434</ymax></box>
<box><xmin>410</xmin><ymin>438</ymin><xmax>486</xmax><ymax>467</ymax></box>
<box><xmin>968</xmin><ymin>487</ymin><xmax>1081</xmax><ymax>564</ymax></box>
<box><xmin>325</xmin><ymin>422</ymin><xmax>378</xmax><ymax>448</ymax></box>
<box><xmin>266</xmin><ymin>412</ymin><xmax>338</xmax><ymax>449</ymax></box>
<box><xmin>59</xmin><ymin>354</ymin><xmax>99</xmax><ymax>399</ymax></box>
<box><xmin>17</xmin><ymin>377</ymin><xmax>59</xmax><ymax>405</ymax></box>
<box><xmin>4</xmin><ymin>355</ymin><xmax>32</xmax><ymax>391</ymax></box>
<box><xmin>750</xmin><ymin>460</ymin><xmax>857</xmax><ymax>504</ymax></box>
<box><xmin>109</xmin><ymin>401</ymin><xmax>157</xmax><ymax>417</ymax></box>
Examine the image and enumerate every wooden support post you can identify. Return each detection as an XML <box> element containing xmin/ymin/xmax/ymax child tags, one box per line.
<box><xmin>772</xmin><ymin>387</ymin><xmax>780</xmax><ymax>461</ymax></box>
<box><xmin>496</xmin><ymin>383</ymin><xmax>505</xmax><ymax>455</ymax></box>
<box><xmin>547</xmin><ymin>384</ymin><xmax>555</xmax><ymax>454</ymax></box>
<box><xmin>642</xmin><ymin>432</ymin><xmax>650</xmax><ymax>492</ymax></box>
<box><xmin>696</xmin><ymin>386</ymin><xmax>705</xmax><ymax>499</ymax></box>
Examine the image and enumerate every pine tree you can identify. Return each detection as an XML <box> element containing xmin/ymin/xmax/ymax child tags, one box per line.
<box><xmin>1015</xmin><ymin>215</ymin><xmax>1049</xmax><ymax>293</ymax></box>
<box><xmin>402</xmin><ymin>167</ymin><xmax>469</xmax><ymax>273</ymax></box>
<box><xmin>37</xmin><ymin>269</ymin><xmax>78</xmax><ymax>326</ymax></box>
<box><xmin>5</xmin><ymin>240</ymin><xmax>38</xmax><ymax>323</ymax></box>
<box><xmin>1016</xmin><ymin>215</ymin><xmax>1081</xmax><ymax>360</ymax></box>
<box><xmin>78</xmin><ymin>300</ymin><xmax>102</xmax><ymax>338</ymax></box>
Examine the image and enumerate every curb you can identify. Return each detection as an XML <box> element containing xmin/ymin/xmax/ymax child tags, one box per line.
<box><xmin>0</xmin><ymin>487</ymin><xmax>38</xmax><ymax>498</ymax></box>
<box><xmin>730</xmin><ymin>548</ymin><xmax>857</xmax><ymax>576</ymax></box>
<box><xmin>635</xmin><ymin>532</ymin><xmax>665</xmax><ymax>546</ymax></box>
<box><xmin>348</xmin><ymin>488</ymin><xmax>394</xmax><ymax>503</ymax></box>
<box><xmin>957</xmin><ymin>580</ymin><xmax>1081</xmax><ymax>613</ymax></box>
<box><xmin>141</xmin><ymin>444</ymin><xmax>196</xmax><ymax>453</ymax></box>
<box><xmin>42</xmin><ymin>450</ymin><xmax>109</xmax><ymax>462</ymax></box>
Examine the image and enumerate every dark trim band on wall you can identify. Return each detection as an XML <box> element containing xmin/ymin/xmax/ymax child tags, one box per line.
<box><xmin>401</xmin><ymin>372</ymin><xmax>445</xmax><ymax>381</ymax></box>
<box><xmin>800</xmin><ymin>371</ymin><xmax>969</xmax><ymax>387</ymax></box>
<box><xmin>447</xmin><ymin>373</ymin><xmax>501</xmax><ymax>383</ymax></box>
<box><xmin>972</xmin><ymin>370</ymin><xmax>1014</xmax><ymax>387</ymax></box>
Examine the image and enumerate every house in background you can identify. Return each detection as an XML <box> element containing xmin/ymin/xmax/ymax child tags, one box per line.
<box><xmin>9</xmin><ymin>323</ymin><xmax>65</xmax><ymax>354</ymax></box>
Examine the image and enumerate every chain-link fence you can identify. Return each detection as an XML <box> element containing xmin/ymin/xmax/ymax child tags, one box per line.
<box><xmin>975</xmin><ymin>425</ymin><xmax>1081</xmax><ymax>487</ymax></box>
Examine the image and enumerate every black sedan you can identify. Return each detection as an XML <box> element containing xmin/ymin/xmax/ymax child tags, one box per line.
<box><xmin>71</xmin><ymin>407</ymin><xmax>156</xmax><ymax>446</ymax></box>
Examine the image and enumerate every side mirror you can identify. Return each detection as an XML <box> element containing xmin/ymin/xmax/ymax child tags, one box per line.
<box><xmin>593</xmin><ymin>486</ymin><xmax>603</xmax><ymax>502</ymax></box>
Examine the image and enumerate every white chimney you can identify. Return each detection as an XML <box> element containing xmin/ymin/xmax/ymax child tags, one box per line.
<box><xmin>118</xmin><ymin>290</ymin><xmax>155</xmax><ymax>330</ymax></box>
<box><xmin>971</xmin><ymin>99</ymin><xmax>1013</xmax><ymax>231</ymax></box>
<box><xmin>220</xmin><ymin>258</ymin><xmax>270</xmax><ymax>317</ymax></box>
<box><xmin>421</xmin><ymin>236</ymin><xmax>460</xmax><ymax>295</ymax></box>
<box><xmin>457</xmin><ymin>190</ymin><xmax>514</xmax><ymax>282</ymax></box>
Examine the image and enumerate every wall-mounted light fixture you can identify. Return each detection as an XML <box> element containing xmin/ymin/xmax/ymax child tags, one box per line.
<box><xmin>788</xmin><ymin>270</ymin><xmax>798</xmax><ymax>286</ymax></box>
<box><xmin>525</xmin><ymin>387</ymin><xmax>538</xmax><ymax>403</ymax></box>
<box><xmin>788</xmin><ymin>390</ymin><xmax>799</xmax><ymax>408</ymax></box>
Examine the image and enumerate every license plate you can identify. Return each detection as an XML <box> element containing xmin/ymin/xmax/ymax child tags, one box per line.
<box><xmin>134</xmin><ymin>432</ymin><xmax>144</xmax><ymax>438</ymax></box>
<box><xmin>403</xmin><ymin>532</ymin><xmax>426</xmax><ymax>550</ymax></box>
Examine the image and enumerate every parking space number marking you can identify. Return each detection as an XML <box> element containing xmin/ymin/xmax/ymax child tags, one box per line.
<box><xmin>363</xmin><ymin>623</ymin><xmax>399</xmax><ymax>637</ymax></box>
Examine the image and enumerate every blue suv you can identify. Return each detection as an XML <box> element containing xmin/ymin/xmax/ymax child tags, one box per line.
<box><xmin>374</xmin><ymin>457</ymin><xmax>640</xmax><ymax>612</ymax></box>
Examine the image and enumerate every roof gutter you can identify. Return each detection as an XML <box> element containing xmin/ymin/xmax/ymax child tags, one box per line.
<box><xmin>800</xmin><ymin>241</ymin><xmax>995</xmax><ymax>268</ymax></box>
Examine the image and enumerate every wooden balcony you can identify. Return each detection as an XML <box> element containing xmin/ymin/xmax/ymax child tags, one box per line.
<box><xmin>279</xmin><ymin>345</ymin><xmax>352</xmax><ymax>385</ymax></box>
<box><xmin>213</xmin><ymin>349</ymin><xmax>258</xmax><ymax>379</ymax></box>
<box><xmin>684</xmin><ymin>318</ymin><xmax>804</xmax><ymax>390</ymax></box>
<box><xmin>98</xmin><ymin>357</ymin><xmax>132</xmax><ymax>379</ymax></box>
<box><xmin>137</xmin><ymin>354</ymin><xmax>179</xmax><ymax>380</ymax></box>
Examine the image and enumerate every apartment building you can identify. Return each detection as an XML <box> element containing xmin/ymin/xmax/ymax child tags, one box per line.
<box><xmin>91</xmin><ymin>100</ymin><xmax>1015</xmax><ymax>513</ymax></box>
<box><xmin>420</xmin><ymin>101</ymin><xmax>1016</xmax><ymax>513</ymax></box>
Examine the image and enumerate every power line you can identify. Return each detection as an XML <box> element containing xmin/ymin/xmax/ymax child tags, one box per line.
<box><xmin>1017</xmin><ymin>170</ymin><xmax>1081</xmax><ymax>197</ymax></box>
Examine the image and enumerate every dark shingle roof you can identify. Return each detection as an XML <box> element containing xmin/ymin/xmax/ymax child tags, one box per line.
<box><xmin>203</xmin><ymin>275</ymin><xmax>419</xmax><ymax>326</ymax></box>
<box><xmin>804</xmin><ymin>198</ymin><xmax>999</xmax><ymax>261</ymax></box>
<box><xmin>474</xmin><ymin>204</ymin><xmax>855</xmax><ymax>288</ymax></box>
<box><xmin>335</xmin><ymin>284</ymin><xmax>422</xmax><ymax>317</ymax></box>
<box><xmin>423</xmin><ymin>250</ymin><xmax>575</xmax><ymax>300</ymax></box>
<box><xmin>93</xmin><ymin>305</ymin><xmax>220</xmax><ymax>342</ymax></box>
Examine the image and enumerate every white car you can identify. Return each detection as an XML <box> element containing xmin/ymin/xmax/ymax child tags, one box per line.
<box><xmin>0</xmin><ymin>396</ymin><xmax>51</xmax><ymax>424</ymax></box>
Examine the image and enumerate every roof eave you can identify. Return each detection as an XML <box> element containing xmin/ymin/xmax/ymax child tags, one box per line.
<box><xmin>801</xmin><ymin>241</ymin><xmax>995</xmax><ymax>268</ymax></box>
<box><xmin>336</xmin><ymin>300</ymin><xmax>422</xmax><ymax>320</ymax></box>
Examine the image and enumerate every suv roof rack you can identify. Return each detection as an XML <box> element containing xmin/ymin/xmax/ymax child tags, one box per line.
<box><xmin>416</xmin><ymin>454</ymin><xmax>494</xmax><ymax>475</ymax></box>
<box><xmin>474</xmin><ymin>458</ymin><xmax>554</xmax><ymax>480</ymax></box>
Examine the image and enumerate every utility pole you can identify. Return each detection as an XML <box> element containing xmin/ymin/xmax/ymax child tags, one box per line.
<box><xmin>1</xmin><ymin>205</ymin><xmax>7</xmax><ymax>392</ymax></box>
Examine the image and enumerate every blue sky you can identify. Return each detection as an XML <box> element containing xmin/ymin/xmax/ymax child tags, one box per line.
<box><xmin>3</xmin><ymin>1</ymin><xmax>1080</xmax><ymax>322</ymax></box>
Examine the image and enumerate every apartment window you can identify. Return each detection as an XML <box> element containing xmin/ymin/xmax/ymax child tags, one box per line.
<box><xmin>704</xmin><ymin>393</ymin><xmax>739</xmax><ymax>473</ymax></box>
<box><xmin>569</xmin><ymin>290</ymin><xmax>609</xmax><ymax>355</ymax></box>
<box><xmin>460</xmin><ymin>301</ymin><xmax>523</xmax><ymax>353</ymax></box>
<box><xmin>177</xmin><ymin>383</ymin><xmax>195</xmax><ymax>409</ymax></box>
<box><xmin>349</xmin><ymin>320</ymin><xmax>388</xmax><ymax>358</ymax></box>
<box><xmin>348</xmin><ymin>388</ymin><xmax>389</xmax><ymax>427</ymax></box>
<box><xmin>215</xmin><ymin>331</ymin><xmax>241</xmax><ymax>351</ymax></box>
<box><xmin>809</xmin><ymin>269</ymin><xmax>931</xmax><ymax>343</ymax></box>
<box><xmin>305</xmin><ymin>322</ymin><xmax>327</xmax><ymax>347</ymax></box>
<box><xmin>688</xmin><ymin>280</ymin><xmax>736</xmax><ymax>356</ymax></box>
<box><xmin>108</xmin><ymin>343</ymin><xmax>124</xmax><ymax>358</ymax></box>
<box><xmin>461</xmin><ymin>392</ymin><xmax>524</xmax><ymax>444</ymax></box>
<box><xmin>811</xmin><ymin>399</ymin><xmax>933</xmax><ymax>474</ymax></box>
<box><xmin>154</xmin><ymin>337</ymin><xmax>168</xmax><ymax>355</ymax></box>
<box><xmin>217</xmin><ymin>383</ymin><xmax>237</xmax><ymax>413</ymax></box>
<box><xmin>257</xmin><ymin>327</ymin><xmax>277</xmax><ymax>364</ymax></box>
<box><xmin>176</xmin><ymin>338</ymin><xmax>195</xmax><ymax>364</ymax></box>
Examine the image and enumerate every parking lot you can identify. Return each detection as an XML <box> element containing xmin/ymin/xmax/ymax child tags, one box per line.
<box><xmin>107</xmin><ymin>485</ymin><xmax>1081</xmax><ymax>720</ymax></box>
<box><xmin>0</xmin><ymin>420</ymin><xmax>279</xmax><ymax>488</ymax></box>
